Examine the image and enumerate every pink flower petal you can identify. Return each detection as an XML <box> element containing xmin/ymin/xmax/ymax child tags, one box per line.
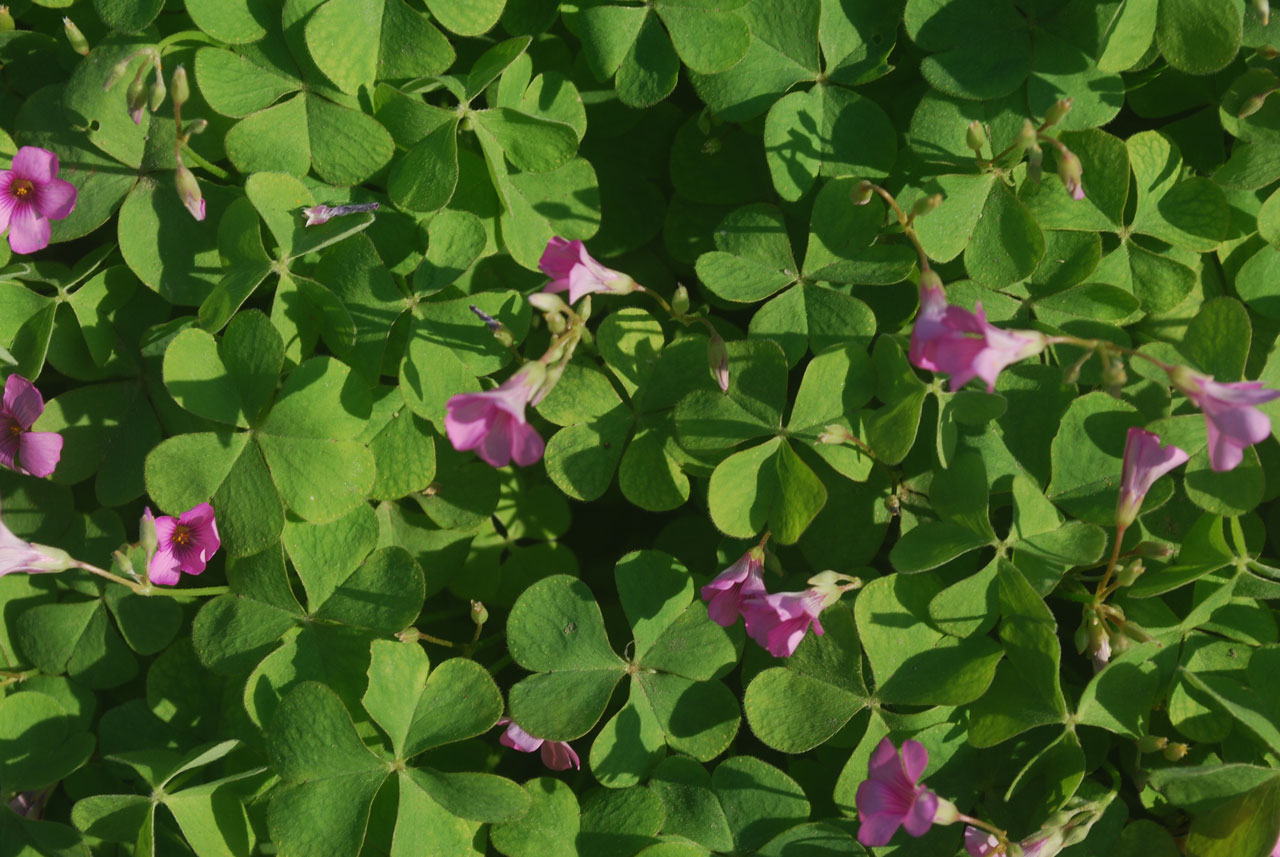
<box><xmin>17</xmin><ymin>431</ymin><xmax>62</xmax><ymax>478</ymax></box>
<box><xmin>0</xmin><ymin>175</ymin><xmax>13</xmax><ymax>233</ymax></box>
<box><xmin>0</xmin><ymin>429</ymin><xmax>17</xmax><ymax>472</ymax></box>
<box><xmin>538</xmin><ymin>237</ymin><xmax>581</xmax><ymax>280</ymax></box>
<box><xmin>4</xmin><ymin>374</ymin><xmax>45</xmax><ymax>428</ymax></box>
<box><xmin>540</xmin><ymin>741</ymin><xmax>580</xmax><ymax>771</ymax></box>
<box><xmin>35</xmin><ymin>178</ymin><xmax>76</xmax><ymax>221</ymax></box>
<box><xmin>965</xmin><ymin>826</ymin><xmax>1000</xmax><ymax>857</ymax></box>
<box><xmin>477</xmin><ymin>415</ymin><xmax>514</xmax><ymax>467</ymax></box>
<box><xmin>900</xmin><ymin>739</ymin><xmax>929</xmax><ymax>782</ymax></box>
<box><xmin>499</xmin><ymin>720</ymin><xmax>545</xmax><ymax>754</ymax></box>
<box><xmin>7</xmin><ymin>203</ymin><xmax>50</xmax><ymax>255</ymax></box>
<box><xmin>11</xmin><ymin>147</ymin><xmax>60</xmax><ymax>184</ymax></box>
<box><xmin>148</xmin><ymin>547</ymin><xmax>182</xmax><ymax>585</ymax></box>
<box><xmin>509</xmin><ymin>421</ymin><xmax>545</xmax><ymax>467</ymax></box>
<box><xmin>902</xmin><ymin>788</ymin><xmax>938</xmax><ymax>836</ymax></box>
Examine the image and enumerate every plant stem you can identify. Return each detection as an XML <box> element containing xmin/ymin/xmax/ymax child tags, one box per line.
<box><xmin>1095</xmin><ymin>524</ymin><xmax>1128</xmax><ymax>599</ymax></box>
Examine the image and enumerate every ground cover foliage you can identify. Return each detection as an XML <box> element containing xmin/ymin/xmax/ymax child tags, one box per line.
<box><xmin>5</xmin><ymin>0</ymin><xmax>1280</xmax><ymax>855</ymax></box>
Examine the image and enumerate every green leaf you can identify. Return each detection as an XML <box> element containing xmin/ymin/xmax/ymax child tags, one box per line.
<box><xmin>1182</xmin><ymin>297</ymin><xmax>1252</xmax><ymax>380</ymax></box>
<box><xmin>0</xmin><ymin>691</ymin><xmax>95</xmax><ymax>791</ymax></box>
<box><xmin>425</xmin><ymin>0</ymin><xmax>505</xmax><ymax>36</ymax></box>
<box><xmin>904</xmin><ymin>0</ymin><xmax>1030</xmax><ymax>99</ymax></box>
<box><xmin>1156</xmin><ymin>0</ymin><xmax>1243</xmax><ymax>75</ymax></box>
<box><xmin>964</xmin><ymin>181</ymin><xmax>1045</xmax><ymax>288</ymax></box>
<box><xmin>1046</xmin><ymin>392</ymin><xmax>1142</xmax><ymax>525</ymax></box>
<box><xmin>1184</xmin><ymin>778</ymin><xmax>1280</xmax><ymax>857</ymax></box>
<box><xmin>186</xmin><ymin>0</ymin><xmax>273</xmax><ymax>43</ymax></box>
<box><xmin>472</xmin><ymin>108</ymin><xmax>579</xmax><ymax>173</ymax></box>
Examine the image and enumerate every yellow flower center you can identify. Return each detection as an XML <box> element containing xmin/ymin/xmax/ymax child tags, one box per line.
<box><xmin>172</xmin><ymin>524</ymin><xmax>192</xmax><ymax>547</ymax></box>
<box><xmin>11</xmin><ymin>179</ymin><xmax>33</xmax><ymax>200</ymax></box>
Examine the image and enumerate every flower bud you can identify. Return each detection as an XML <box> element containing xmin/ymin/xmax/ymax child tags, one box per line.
<box><xmin>1137</xmin><ymin>734</ymin><xmax>1168</xmax><ymax>753</ymax></box>
<box><xmin>919</xmin><ymin>268</ymin><xmax>943</xmax><ymax>292</ymax></box>
<box><xmin>966</xmin><ymin>120</ymin><xmax>987</xmax><ymax>155</ymax></box>
<box><xmin>932</xmin><ymin>797</ymin><xmax>959</xmax><ymax>826</ymax></box>
<box><xmin>1163</xmin><ymin>742</ymin><xmax>1189</xmax><ymax>761</ymax></box>
<box><xmin>1113</xmin><ymin>559</ymin><xmax>1145</xmax><ymax>588</ymax></box>
<box><xmin>1256</xmin><ymin>0</ymin><xmax>1271</xmax><ymax>27</ymax></box>
<box><xmin>1044</xmin><ymin>97</ymin><xmax>1073</xmax><ymax>126</ymax></box>
<box><xmin>184</xmin><ymin>117</ymin><xmax>208</xmax><ymax>137</ymax></box>
<box><xmin>470</xmin><ymin>599</ymin><xmax>488</xmax><ymax>626</ymax></box>
<box><xmin>911</xmin><ymin>193</ymin><xmax>943</xmax><ymax>219</ymax></box>
<box><xmin>707</xmin><ymin>332</ymin><xmax>729</xmax><ymax>393</ymax></box>
<box><xmin>1135</xmin><ymin>540</ymin><xmax>1175</xmax><ymax>560</ymax></box>
<box><xmin>174</xmin><ymin>165</ymin><xmax>205</xmax><ymax>221</ymax></box>
<box><xmin>850</xmin><ymin>179</ymin><xmax>875</xmax><ymax>206</ymax></box>
<box><xmin>0</xmin><ymin>6</ymin><xmax>14</xmax><ymax>32</ymax></box>
<box><xmin>148</xmin><ymin>73</ymin><xmax>167</xmax><ymax>112</ymax></box>
<box><xmin>818</xmin><ymin>424</ymin><xmax>852</xmax><ymax>445</ymax></box>
<box><xmin>104</xmin><ymin>56</ymin><xmax>133</xmax><ymax>91</ymax></box>
<box><xmin>63</xmin><ymin>17</ymin><xmax>90</xmax><ymax>56</ymax></box>
<box><xmin>671</xmin><ymin>284</ymin><xmax>690</xmax><ymax>316</ymax></box>
<box><xmin>1057</xmin><ymin>148</ymin><xmax>1085</xmax><ymax>200</ymax></box>
<box><xmin>1109</xmin><ymin>628</ymin><xmax>1132</xmax><ymax>656</ymax></box>
<box><xmin>578</xmin><ymin>294</ymin><xmax>592</xmax><ymax>322</ymax></box>
<box><xmin>126</xmin><ymin>65</ymin><xmax>149</xmax><ymax>125</ymax></box>
<box><xmin>546</xmin><ymin>312</ymin><xmax>567</xmax><ymax>335</ymax></box>
<box><xmin>171</xmin><ymin>64</ymin><xmax>189</xmax><ymax>109</ymax></box>
<box><xmin>528</xmin><ymin>292</ymin><xmax>569</xmax><ymax>315</ymax></box>
<box><xmin>1016</xmin><ymin>118</ymin><xmax>1037</xmax><ymax>151</ymax></box>
<box><xmin>1238</xmin><ymin>90</ymin><xmax>1274</xmax><ymax>119</ymax></box>
<box><xmin>701</xmin><ymin>137</ymin><xmax>722</xmax><ymax>155</ymax></box>
<box><xmin>139</xmin><ymin>508</ymin><xmax>158</xmax><ymax>559</ymax></box>
<box><xmin>1027</xmin><ymin>143</ymin><xmax>1044</xmax><ymax>183</ymax></box>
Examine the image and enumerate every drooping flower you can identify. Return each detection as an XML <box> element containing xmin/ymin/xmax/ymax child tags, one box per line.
<box><xmin>1116</xmin><ymin>428</ymin><xmax>1189</xmax><ymax>529</ymax></box>
<box><xmin>146</xmin><ymin>503</ymin><xmax>221</xmax><ymax>586</ymax></box>
<box><xmin>965</xmin><ymin>826</ymin><xmax>1062</xmax><ymax>857</ymax></box>
<box><xmin>0</xmin><ymin>374</ymin><xmax>63</xmax><ymax>478</ymax></box>
<box><xmin>497</xmin><ymin>719</ymin><xmax>580</xmax><ymax>771</ymax></box>
<box><xmin>908</xmin><ymin>283</ymin><xmax>1047</xmax><ymax>393</ymax></box>
<box><xmin>1167</xmin><ymin>366</ymin><xmax>1280</xmax><ymax>472</ymax></box>
<box><xmin>708</xmin><ymin>332</ymin><xmax>730</xmax><ymax>393</ymax></box>
<box><xmin>740</xmin><ymin>571</ymin><xmax>860</xmax><ymax>658</ymax></box>
<box><xmin>301</xmin><ymin>202</ymin><xmax>379</xmax><ymax>226</ymax></box>
<box><xmin>700</xmin><ymin>546</ymin><xmax>766</xmax><ymax>627</ymax></box>
<box><xmin>965</xmin><ymin>826</ymin><xmax>1002</xmax><ymax>857</ymax></box>
<box><xmin>444</xmin><ymin>365</ymin><xmax>546</xmax><ymax>468</ymax></box>
<box><xmin>7</xmin><ymin>789</ymin><xmax>51</xmax><ymax>819</ymax></box>
<box><xmin>0</xmin><ymin>147</ymin><xmax>77</xmax><ymax>254</ymax></box>
<box><xmin>856</xmin><ymin>738</ymin><xmax>954</xmax><ymax>847</ymax></box>
<box><xmin>174</xmin><ymin>165</ymin><xmax>205</xmax><ymax>222</ymax></box>
<box><xmin>930</xmin><ymin>303</ymin><xmax>1048</xmax><ymax>393</ymax></box>
<box><xmin>539</xmin><ymin>237</ymin><xmax>636</xmax><ymax>304</ymax></box>
<box><xmin>1</xmin><ymin>494</ymin><xmax>73</xmax><ymax>578</ymax></box>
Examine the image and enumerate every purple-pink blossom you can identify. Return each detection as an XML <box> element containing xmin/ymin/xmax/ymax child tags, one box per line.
<box><xmin>539</xmin><ymin>237</ymin><xmax>636</xmax><ymax>304</ymax></box>
<box><xmin>146</xmin><ymin>503</ymin><xmax>221</xmax><ymax>586</ymax></box>
<box><xmin>1168</xmin><ymin>367</ymin><xmax>1280</xmax><ymax>472</ymax></box>
<box><xmin>0</xmin><ymin>374</ymin><xmax>63</xmax><ymax>478</ymax></box>
<box><xmin>855</xmin><ymin>738</ymin><xmax>941</xmax><ymax>847</ymax></box>
<box><xmin>497</xmin><ymin>718</ymin><xmax>580</xmax><ymax>771</ymax></box>
<box><xmin>966</xmin><ymin>826</ymin><xmax>1062</xmax><ymax>857</ymax></box>
<box><xmin>444</xmin><ymin>367</ymin><xmax>545</xmax><ymax>469</ymax></box>
<box><xmin>700</xmin><ymin>547</ymin><xmax>766</xmax><ymax>627</ymax></box>
<box><xmin>0</xmin><ymin>147</ymin><xmax>77</xmax><ymax>254</ymax></box>
<box><xmin>908</xmin><ymin>289</ymin><xmax>1047</xmax><ymax>393</ymax></box>
<box><xmin>1116</xmin><ymin>428</ymin><xmax>1189</xmax><ymax>529</ymax></box>
<box><xmin>741</xmin><ymin>589</ymin><xmax>827</xmax><ymax>658</ymax></box>
<box><xmin>1</xmin><ymin>494</ymin><xmax>73</xmax><ymax>578</ymax></box>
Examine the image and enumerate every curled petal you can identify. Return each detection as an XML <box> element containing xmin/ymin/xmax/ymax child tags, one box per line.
<box><xmin>11</xmin><ymin>147</ymin><xmax>60</xmax><ymax>184</ymax></box>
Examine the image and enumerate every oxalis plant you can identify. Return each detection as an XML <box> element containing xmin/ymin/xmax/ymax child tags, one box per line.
<box><xmin>7</xmin><ymin>2</ymin><xmax>1280</xmax><ymax>857</ymax></box>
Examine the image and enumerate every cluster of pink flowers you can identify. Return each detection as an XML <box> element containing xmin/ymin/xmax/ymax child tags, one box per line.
<box><xmin>1</xmin><ymin>147</ymin><xmax>77</xmax><ymax>255</ymax></box>
<box><xmin>495</xmin><ymin>718</ymin><xmax>579</xmax><ymax>772</ymax></box>
<box><xmin>908</xmin><ymin>272</ymin><xmax>1048</xmax><ymax>393</ymax></box>
<box><xmin>700</xmin><ymin>546</ymin><xmax>860</xmax><ymax>658</ymax></box>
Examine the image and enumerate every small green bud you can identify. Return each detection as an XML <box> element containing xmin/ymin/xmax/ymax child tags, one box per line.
<box><xmin>1016</xmin><ymin>118</ymin><xmax>1037</xmax><ymax>151</ymax></box>
<box><xmin>1238</xmin><ymin>91</ymin><xmax>1273</xmax><ymax>118</ymax></box>
<box><xmin>171</xmin><ymin>64</ymin><xmax>189</xmax><ymax>108</ymax></box>
<box><xmin>139</xmin><ymin>508</ymin><xmax>158</xmax><ymax>559</ymax></box>
<box><xmin>701</xmin><ymin>137</ymin><xmax>721</xmax><ymax>155</ymax></box>
<box><xmin>1027</xmin><ymin>143</ymin><xmax>1044</xmax><ymax>183</ymax></box>
<box><xmin>1044</xmin><ymin>97</ymin><xmax>1073</xmax><ymax>126</ymax></box>
<box><xmin>671</xmin><ymin>284</ymin><xmax>690</xmax><ymax>316</ymax></box>
<box><xmin>911</xmin><ymin>193</ymin><xmax>943</xmax><ymax>219</ymax></box>
<box><xmin>1101</xmin><ymin>353</ymin><xmax>1126</xmax><ymax>392</ymax></box>
<box><xmin>965</xmin><ymin>120</ymin><xmax>987</xmax><ymax>155</ymax></box>
<box><xmin>528</xmin><ymin>292</ymin><xmax>569</xmax><ymax>315</ymax></box>
<box><xmin>578</xmin><ymin>294</ymin><xmax>592</xmax><ymax>322</ymax></box>
<box><xmin>1113</xmin><ymin>559</ymin><xmax>1145</xmax><ymax>588</ymax></box>
<box><xmin>1057</xmin><ymin>147</ymin><xmax>1085</xmax><ymax>200</ymax></box>
<box><xmin>850</xmin><ymin>179</ymin><xmax>875</xmax><ymax>206</ymax></box>
<box><xmin>546</xmin><ymin>312</ymin><xmax>568</xmax><ymax>335</ymax></box>
<box><xmin>0</xmin><ymin>6</ymin><xmax>14</xmax><ymax>32</ymax></box>
<box><xmin>470</xmin><ymin>600</ymin><xmax>488</xmax><ymax>626</ymax></box>
<box><xmin>1256</xmin><ymin>0</ymin><xmax>1271</xmax><ymax>27</ymax></box>
<box><xmin>174</xmin><ymin>165</ymin><xmax>205</xmax><ymax>221</ymax></box>
<box><xmin>1163</xmin><ymin>742</ymin><xmax>1189</xmax><ymax>761</ymax></box>
<box><xmin>125</xmin><ymin>64</ymin><xmax>149</xmax><ymax>125</ymax></box>
<box><xmin>919</xmin><ymin>268</ymin><xmax>943</xmax><ymax>292</ymax></box>
<box><xmin>184</xmin><ymin>117</ymin><xmax>208</xmax><ymax>138</ymax></box>
<box><xmin>818</xmin><ymin>424</ymin><xmax>852</xmax><ymax>445</ymax></box>
<box><xmin>1137</xmin><ymin>734</ymin><xmax>1168</xmax><ymax>753</ymax></box>
<box><xmin>103</xmin><ymin>56</ymin><xmax>133</xmax><ymax>91</ymax></box>
<box><xmin>1135</xmin><ymin>540</ymin><xmax>1176</xmax><ymax>560</ymax></box>
<box><xmin>63</xmin><ymin>17</ymin><xmax>90</xmax><ymax>55</ymax></box>
<box><xmin>148</xmin><ymin>73</ymin><xmax>166</xmax><ymax>112</ymax></box>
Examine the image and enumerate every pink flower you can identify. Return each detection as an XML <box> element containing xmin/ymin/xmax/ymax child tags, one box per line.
<box><xmin>146</xmin><ymin>503</ymin><xmax>220</xmax><ymax>586</ymax></box>
<box><xmin>965</xmin><ymin>826</ymin><xmax>1002</xmax><ymax>856</ymax></box>
<box><xmin>907</xmin><ymin>283</ymin><xmax>1047</xmax><ymax>393</ymax></box>
<box><xmin>931</xmin><ymin>303</ymin><xmax>1048</xmax><ymax>393</ymax></box>
<box><xmin>1116</xmin><ymin>428</ymin><xmax>1188</xmax><ymax>529</ymax></box>
<box><xmin>174</xmin><ymin>165</ymin><xmax>205</xmax><ymax>222</ymax></box>
<box><xmin>855</xmin><ymin>738</ymin><xmax>941</xmax><ymax>847</ymax></box>
<box><xmin>741</xmin><ymin>589</ymin><xmax>826</xmax><ymax>658</ymax></box>
<box><xmin>497</xmin><ymin>719</ymin><xmax>580</xmax><ymax>771</ymax></box>
<box><xmin>1168</xmin><ymin>367</ymin><xmax>1280</xmax><ymax>472</ymax></box>
<box><xmin>700</xmin><ymin>546</ymin><xmax>765</xmax><ymax>627</ymax></box>
<box><xmin>1</xmin><ymin>494</ymin><xmax>72</xmax><ymax>577</ymax></box>
<box><xmin>908</xmin><ymin>273</ymin><xmax>952</xmax><ymax>373</ymax></box>
<box><xmin>965</xmin><ymin>827</ymin><xmax>1062</xmax><ymax>857</ymax></box>
<box><xmin>740</xmin><ymin>571</ymin><xmax>860</xmax><ymax>658</ymax></box>
<box><xmin>445</xmin><ymin>367</ymin><xmax>545</xmax><ymax>468</ymax></box>
<box><xmin>539</xmin><ymin>237</ymin><xmax>636</xmax><ymax>304</ymax></box>
<box><xmin>0</xmin><ymin>147</ymin><xmax>77</xmax><ymax>254</ymax></box>
<box><xmin>0</xmin><ymin>374</ymin><xmax>63</xmax><ymax>478</ymax></box>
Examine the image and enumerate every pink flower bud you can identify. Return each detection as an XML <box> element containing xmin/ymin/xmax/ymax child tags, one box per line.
<box><xmin>174</xmin><ymin>165</ymin><xmax>205</xmax><ymax>221</ymax></box>
<box><xmin>1115</xmin><ymin>428</ymin><xmax>1188</xmax><ymax>530</ymax></box>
